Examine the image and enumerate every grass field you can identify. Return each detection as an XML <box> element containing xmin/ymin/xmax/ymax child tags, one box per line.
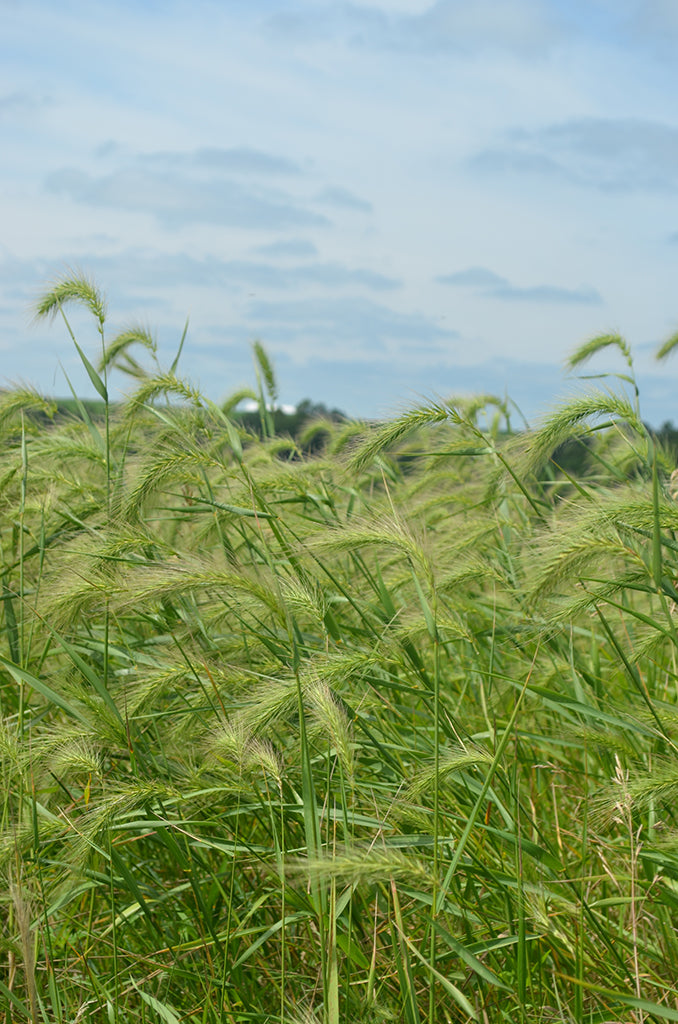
<box><xmin>2</xmin><ymin>275</ymin><xmax>678</xmax><ymax>1023</ymax></box>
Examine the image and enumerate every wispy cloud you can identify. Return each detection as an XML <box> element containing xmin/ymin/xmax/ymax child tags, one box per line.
<box><xmin>0</xmin><ymin>251</ymin><xmax>399</xmax><ymax>317</ymax></box>
<box><xmin>43</xmin><ymin>146</ymin><xmax>329</xmax><ymax>230</ymax></box>
<box><xmin>255</xmin><ymin>239</ymin><xmax>319</xmax><ymax>259</ymax></box>
<box><xmin>140</xmin><ymin>146</ymin><xmax>302</xmax><ymax>177</ymax></box>
<box><xmin>438</xmin><ymin>267</ymin><xmax>507</xmax><ymax>287</ymax></box>
<box><xmin>97</xmin><ymin>251</ymin><xmax>396</xmax><ymax>292</ymax></box>
<box><xmin>316</xmin><ymin>186</ymin><xmax>373</xmax><ymax>213</ymax></box>
<box><xmin>396</xmin><ymin>0</ymin><xmax>569</xmax><ymax>55</ymax></box>
<box><xmin>469</xmin><ymin>117</ymin><xmax>678</xmax><ymax>193</ymax></box>
<box><xmin>492</xmin><ymin>284</ymin><xmax>602</xmax><ymax>305</ymax></box>
<box><xmin>630</xmin><ymin>0</ymin><xmax>678</xmax><ymax>51</ymax></box>
<box><xmin>438</xmin><ymin>266</ymin><xmax>602</xmax><ymax>305</ymax></box>
<box><xmin>265</xmin><ymin>0</ymin><xmax>569</xmax><ymax>56</ymax></box>
<box><xmin>0</xmin><ymin>90</ymin><xmax>49</xmax><ymax>119</ymax></box>
<box><xmin>244</xmin><ymin>295</ymin><xmax>457</xmax><ymax>355</ymax></box>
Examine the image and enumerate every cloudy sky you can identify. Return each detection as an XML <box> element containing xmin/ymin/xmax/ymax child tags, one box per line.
<box><xmin>3</xmin><ymin>0</ymin><xmax>678</xmax><ymax>422</ymax></box>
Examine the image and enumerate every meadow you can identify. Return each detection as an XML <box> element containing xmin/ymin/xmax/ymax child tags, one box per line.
<box><xmin>2</xmin><ymin>274</ymin><xmax>678</xmax><ymax>1023</ymax></box>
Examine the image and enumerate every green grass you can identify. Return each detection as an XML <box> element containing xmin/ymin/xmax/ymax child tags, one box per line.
<box><xmin>1</xmin><ymin>273</ymin><xmax>678</xmax><ymax>1022</ymax></box>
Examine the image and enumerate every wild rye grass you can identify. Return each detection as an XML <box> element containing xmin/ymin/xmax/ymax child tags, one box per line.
<box><xmin>2</xmin><ymin>276</ymin><xmax>678</xmax><ymax>1022</ymax></box>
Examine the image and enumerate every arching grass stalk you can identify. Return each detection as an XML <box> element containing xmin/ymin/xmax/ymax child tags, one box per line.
<box><xmin>10</xmin><ymin>881</ymin><xmax>38</xmax><ymax>1024</ymax></box>
<box><xmin>257</xmin><ymin>768</ymin><xmax>288</xmax><ymax>1024</ymax></box>
<box><xmin>294</xmin><ymin>660</ymin><xmax>329</xmax><ymax>1017</ymax></box>
<box><xmin>34</xmin><ymin>277</ymin><xmax>110</xmax><ymax>510</ymax></box>
<box><xmin>18</xmin><ymin>414</ymin><xmax>27</xmax><ymax>668</ymax></box>
<box><xmin>278</xmin><ymin>776</ymin><xmax>287</xmax><ymax>1024</ymax></box>
<box><xmin>428</xmin><ymin>629</ymin><xmax>440</xmax><ymax>1024</ymax></box>
<box><xmin>410</xmin><ymin>569</ymin><xmax>441</xmax><ymax>1024</ymax></box>
<box><xmin>15</xmin><ymin>413</ymin><xmax>28</xmax><ymax>738</ymax></box>
<box><xmin>327</xmin><ymin>802</ymin><xmax>339</xmax><ymax>1024</ymax></box>
<box><xmin>574</xmin><ymin>745</ymin><xmax>588</xmax><ymax>1024</ymax></box>
<box><xmin>34</xmin><ymin>274</ymin><xmax>114</xmax><ymax>692</ymax></box>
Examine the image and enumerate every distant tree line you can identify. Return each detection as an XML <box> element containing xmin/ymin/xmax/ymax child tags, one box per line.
<box><xmin>231</xmin><ymin>398</ymin><xmax>345</xmax><ymax>448</ymax></box>
<box><xmin>31</xmin><ymin>396</ymin><xmax>345</xmax><ymax>454</ymax></box>
<box><xmin>25</xmin><ymin>396</ymin><xmax>678</xmax><ymax>471</ymax></box>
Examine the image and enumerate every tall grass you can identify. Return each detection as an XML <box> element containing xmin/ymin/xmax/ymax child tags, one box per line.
<box><xmin>1</xmin><ymin>275</ymin><xmax>678</xmax><ymax>1022</ymax></box>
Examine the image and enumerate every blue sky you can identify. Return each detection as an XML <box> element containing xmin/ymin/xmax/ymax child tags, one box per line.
<box><xmin>3</xmin><ymin>0</ymin><xmax>678</xmax><ymax>422</ymax></box>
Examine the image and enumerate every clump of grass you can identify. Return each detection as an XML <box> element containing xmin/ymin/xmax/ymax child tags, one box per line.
<box><xmin>1</xmin><ymin>274</ymin><xmax>678</xmax><ymax>1022</ymax></box>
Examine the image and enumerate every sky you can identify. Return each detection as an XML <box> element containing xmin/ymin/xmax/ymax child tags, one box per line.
<box><xmin>3</xmin><ymin>0</ymin><xmax>678</xmax><ymax>423</ymax></box>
